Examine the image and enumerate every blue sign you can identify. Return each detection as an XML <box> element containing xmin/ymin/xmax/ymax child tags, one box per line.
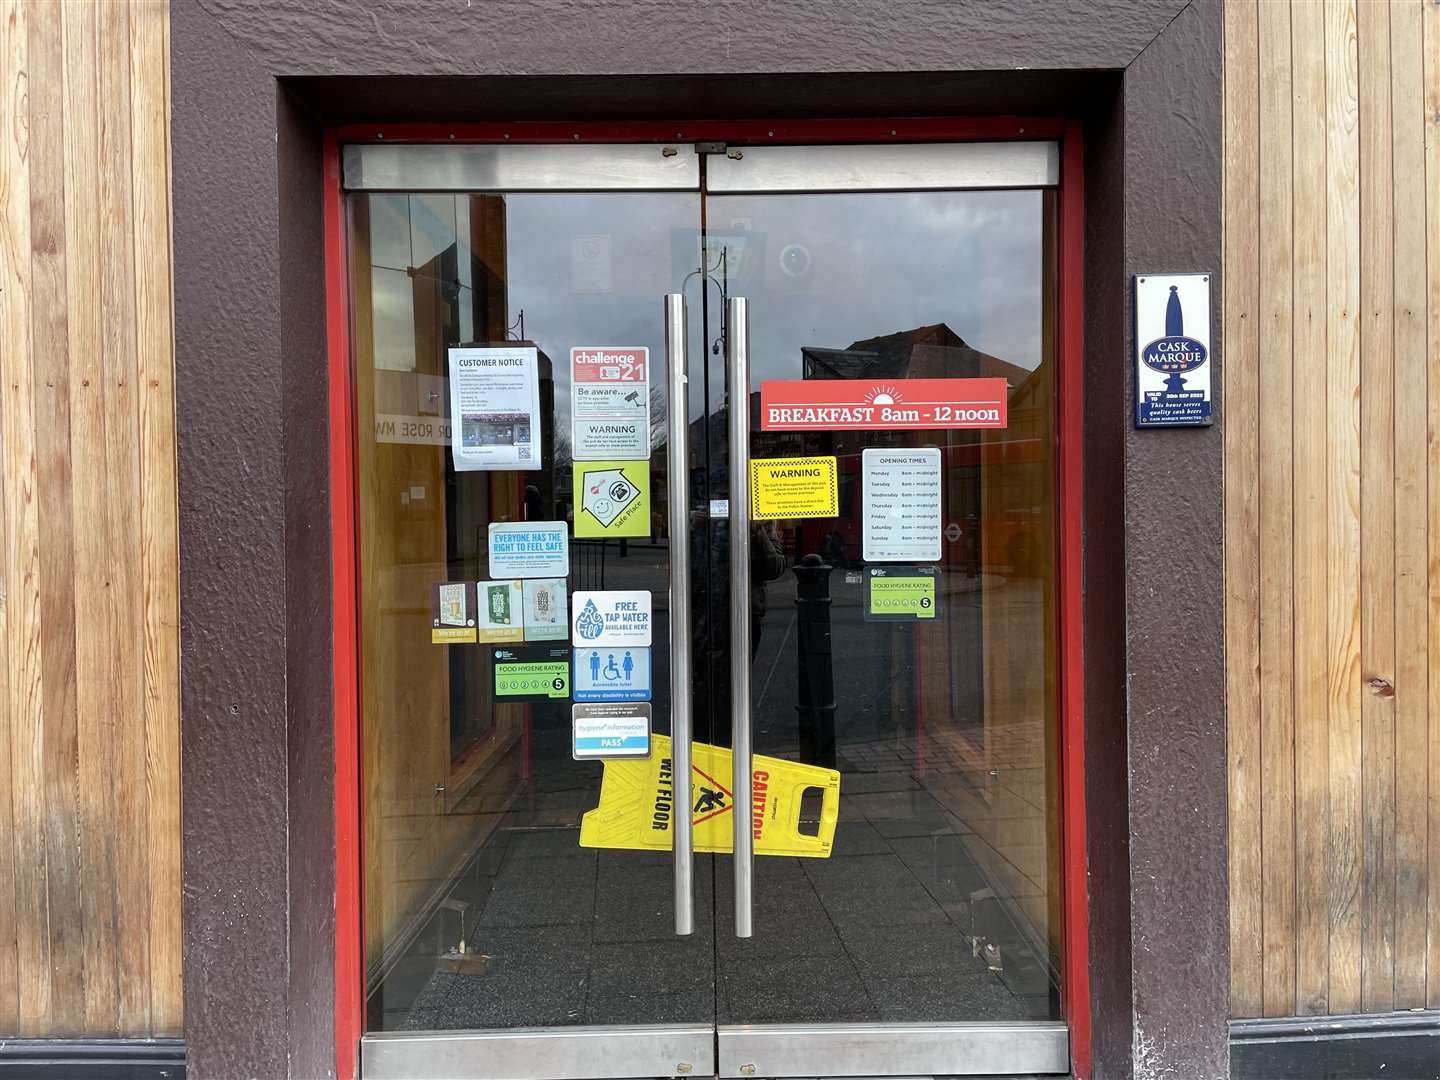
<box><xmin>1135</xmin><ymin>273</ymin><xmax>1213</xmax><ymax>428</ymax></box>
<box><xmin>488</xmin><ymin>521</ymin><xmax>569</xmax><ymax>579</ymax></box>
<box><xmin>573</xmin><ymin>646</ymin><xmax>652</xmax><ymax>702</ymax></box>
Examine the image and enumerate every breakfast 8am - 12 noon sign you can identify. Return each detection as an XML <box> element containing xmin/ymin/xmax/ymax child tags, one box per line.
<box><xmin>759</xmin><ymin>377</ymin><xmax>1009</xmax><ymax>431</ymax></box>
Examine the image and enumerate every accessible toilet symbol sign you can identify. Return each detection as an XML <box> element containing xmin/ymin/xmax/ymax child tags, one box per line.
<box><xmin>573</xmin><ymin>646</ymin><xmax>652</xmax><ymax>702</ymax></box>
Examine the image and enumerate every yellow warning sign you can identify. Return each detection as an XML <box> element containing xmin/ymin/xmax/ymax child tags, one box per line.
<box><xmin>579</xmin><ymin>734</ymin><xmax>840</xmax><ymax>857</ymax></box>
<box><xmin>749</xmin><ymin>456</ymin><xmax>838</xmax><ymax>521</ymax></box>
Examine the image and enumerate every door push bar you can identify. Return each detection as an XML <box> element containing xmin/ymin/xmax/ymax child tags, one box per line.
<box><xmin>726</xmin><ymin>296</ymin><xmax>754</xmax><ymax>939</ymax></box>
<box><xmin>664</xmin><ymin>294</ymin><xmax>694</xmax><ymax>937</ymax></box>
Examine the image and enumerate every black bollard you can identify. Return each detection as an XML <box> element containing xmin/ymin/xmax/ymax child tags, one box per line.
<box><xmin>793</xmin><ymin>553</ymin><xmax>837</xmax><ymax>768</ymax></box>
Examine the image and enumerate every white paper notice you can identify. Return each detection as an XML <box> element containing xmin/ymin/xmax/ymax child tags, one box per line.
<box><xmin>571</xmin><ymin>347</ymin><xmax>650</xmax><ymax>460</ymax></box>
<box><xmin>862</xmin><ymin>448</ymin><xmax>942</xmax><ymax>562</ymax></box>
<box><xmin>448</xmin><ymin>345</ymin><xmax>542</xmax><ymax>471</ymax></box>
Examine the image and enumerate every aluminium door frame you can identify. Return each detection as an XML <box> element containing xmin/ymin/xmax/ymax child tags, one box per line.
<box><xmin>323</xmin><ymin>118</ymin><xmax>1090</xmax><ymax>1079</ymax></box>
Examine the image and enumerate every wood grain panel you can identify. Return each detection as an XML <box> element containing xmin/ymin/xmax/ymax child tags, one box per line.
<box><xmin>0</xmin><ymin>0</ymin><xmax>180</xmax><ymax>1038</ymax></box>
<box><xmin>0</xmin><ymin>0</ymin><xmax>35</xmax><ymax>1036</ymax></box>
<box><xmin>1290</xmin><ymin>0</ymin><xmax>1329</xmax><ymax>1017</ymax></box>
<box><xmin>1425</xmin><ymin>0</ymin><xmax>1440</xmax><ymax>1014</ymax></box>
<box><xmin>62</xmin><ymin>0</ymin><xmax>120</xmax><ymax>1034</ymax></box>
<box><xmin>3</xmin><ymin>0</ymin><xmax>53</xmax><ymax>1034</ymax></box>
<box><xmin>1257</xmin><ymin>0</ymin><xmax>1296</xmax><ymax>1017</ymax></box>
<box><xmin>1323</xmin><ymin>0</ymin><xmax>1364</xmax><ymax>1018</ymax></box>
<box><xmin>26</xmin><ymin>0</ymin><xmax>85</xmax><ymax>1034</ymax></box>
<box><xmin>1386</xmin><ymin>0</ymin><xmax>1429</xmax><ymax>1012</ymax></box>
<box><xmin>1223</xmin><ymin>0</ymin><xmax>1264</xmax><ymax>1020</ymax></box>
<box><xmin>128</xmin><ymin>0</ymin><xmax>182</xmax><ymax>1031</ymax></box>
<box><xmin>1228</xmin><ymin>0</ymin><xmax>1440</xmax><ymax>1020</ymax></box>
<box><xmin>1356</xmin><ymin>0</ymin><xmax>1396</xmax><ymax>1014</ymax></box>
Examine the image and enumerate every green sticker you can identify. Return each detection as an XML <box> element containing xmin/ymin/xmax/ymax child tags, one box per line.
<box><xmin>863</xmin><ymin>567</ymin><xmax>940</xmax><ymax>622</ymax></box>
<box><xmin>495</xmin><ymin>660</ymin><xmax>571</xmax><ymax>699</ymax></box>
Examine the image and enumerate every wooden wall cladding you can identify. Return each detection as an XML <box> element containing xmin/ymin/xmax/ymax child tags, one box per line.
<box><xmin>1225</xmin><ymin>0</ymin><xmax>1440</xmax><ymax>1018</ymax></box>
<box><xmin>0</xmin><ymin>0</ymin><xmax>181</xmax><ymax>1037</ymax></box>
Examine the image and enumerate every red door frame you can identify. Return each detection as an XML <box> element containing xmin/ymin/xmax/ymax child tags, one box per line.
<box><xmin>322</xmin><ymin>117</ymin><xmax>1090</xmax><ymax>1080</ymax></box>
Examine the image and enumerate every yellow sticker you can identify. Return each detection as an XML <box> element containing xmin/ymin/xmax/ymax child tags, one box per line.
<box><xmin>573</xmin><ymin>460</ymin><xmax>651</xmax><ymax>538</ymax></box>
<box><xmin>750</xmin><ymin>456</ymin><xmax>838</xmax><ymax>521</ymax></box>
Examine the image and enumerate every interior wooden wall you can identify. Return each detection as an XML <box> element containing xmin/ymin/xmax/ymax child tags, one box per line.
<box><xmin>0</xmin><ymin>0</ymin><xmax>181</xmax><ymax>1038</ymax></box>
<box><xmin>1225</xmin><ymin>0</ymin><xmax>1440</xmax><ymax>1019</ymax></box>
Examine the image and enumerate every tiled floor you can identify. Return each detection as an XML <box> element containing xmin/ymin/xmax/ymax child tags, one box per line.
<box><xmin>383</xmin><ymin>743</ymin><xmax>1055</xmax><ymax>1033</ymax></box>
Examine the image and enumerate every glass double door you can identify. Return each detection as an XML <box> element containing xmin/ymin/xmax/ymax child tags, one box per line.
<box><xmin>348</xmin><ymin>141</ymin><xmax>1067</xmax><ymax>1078</ymax></box>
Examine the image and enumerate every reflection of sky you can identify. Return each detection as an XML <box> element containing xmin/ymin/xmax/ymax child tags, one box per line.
<box><xmin>503</xmin><ymin>189</ymin><xmax>1043</xmax><ymax>429</ymax></box>
<box><xmin>360</xmin><ymin>188</ymin><xmax>1045</xmax><ymax>427</ymax></box>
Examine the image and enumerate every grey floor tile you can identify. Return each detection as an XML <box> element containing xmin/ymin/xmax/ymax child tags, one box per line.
<box><xmin>830</xmin><ymin>820</ymin><xmax>893</xmax><ymax>856</ymax></box>
<box><xmin>833</xmin><ymin>921</ymin><xmax>987</xmax><ymax>978</ymax></box>
<box><xmin>585</xmin><ymin>985</ymin><xmax>714</xmax><ymax>1026</ymax></box>
<box><xmin>465</xmin><ymin>923</ymin><xmax>593</xmax><ymax>972</ymax></box>
<box><xmin>862</xmin><ymin>971</ymin><xmax>1034</xmax><ymax>1023</ymax></box>
<box><xmin>414</xmin><ymin>969</ymin><xmax>589</xmax><ymax>1028</ymax></box>
<box><xmin>477</xmin><ymin>880</ymin><xmax>595</xmax><ymax>928</ymax></box>
<box><xmin>720</xmin><ymin>954</ymin><xmax>877</xmax><ymax>1024</ymax></box>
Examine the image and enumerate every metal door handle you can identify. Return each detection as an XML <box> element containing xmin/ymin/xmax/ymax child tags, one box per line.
<box><xmin>726</xmin><ymin>296</ymin><xmax>754</xmax><ymax>939</ymax></box>
<box><xmin>664</xmin><ymin>293</ymin><xmax>694</xmax><ymax>937</ymax></box>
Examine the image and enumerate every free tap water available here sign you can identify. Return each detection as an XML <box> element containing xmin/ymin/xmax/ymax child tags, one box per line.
<box><xmin>571</xmin><ymin>590</ymin><xmax>652</xmax><ymax>648</ymax></box>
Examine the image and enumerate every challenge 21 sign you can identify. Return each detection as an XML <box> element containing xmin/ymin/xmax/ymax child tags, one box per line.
<box><xmin>1134</xmin><ymin>272</ymin><xmax>1213</xmax><ymax>427</ymax></box>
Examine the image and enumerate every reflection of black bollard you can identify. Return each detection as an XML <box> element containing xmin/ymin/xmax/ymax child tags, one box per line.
<box><xmin>793</xmin><ymin>554</ymin><xmax>837</xmax><ymax>768</ymax></box>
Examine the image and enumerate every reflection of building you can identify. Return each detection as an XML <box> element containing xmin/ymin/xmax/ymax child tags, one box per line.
<box><xmin>802</xmin><ymin>322</ymin><xmax>1030</xmax><ymax>385</ymax></box>
<box><xmin>768</xmin><ymin>323</ymin><xmax>1046</xmax><ymax>573</ymax></box>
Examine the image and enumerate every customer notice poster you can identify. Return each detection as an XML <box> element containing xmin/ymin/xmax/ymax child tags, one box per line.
<box><xmin>447</xmin><ymin>345</ymin><xmax>542</xmax><ymax>471</ymax></box>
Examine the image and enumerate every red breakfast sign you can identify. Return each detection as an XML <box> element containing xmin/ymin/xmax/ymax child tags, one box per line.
<box><xmin>759</xmin><ymin>378</ymin><xmax>1009</xmax><ymax>431</ymax></box>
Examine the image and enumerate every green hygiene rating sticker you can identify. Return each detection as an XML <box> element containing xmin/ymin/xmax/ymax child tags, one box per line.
<box><xmin>493</xmin><ymin>646</ymin><xmax>571</xmax><ymax>700</ymax></box>
<box><xmin>863</xmin><ymin>566</ymin><xmax>941</xmax><ymax>622</ymax></box>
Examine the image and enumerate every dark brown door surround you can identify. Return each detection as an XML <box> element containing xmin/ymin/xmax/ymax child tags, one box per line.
<box><xmin>170</xmin><ymin>2</ymin><xmax>1223</xmax><ymax>1077</ymax></box>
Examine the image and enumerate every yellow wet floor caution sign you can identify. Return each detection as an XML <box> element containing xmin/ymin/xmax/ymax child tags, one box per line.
<box><xmin>579</xmin><ymin>735</ymin><xmax>840</xmax><ymax>857</ymax></box>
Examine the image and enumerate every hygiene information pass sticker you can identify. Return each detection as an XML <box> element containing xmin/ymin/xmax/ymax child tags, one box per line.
<box><xmin>573</xmin><ymin>460</ymin><xmax>650</xmax><ymax>538</ymax></box>
<box><xmin>493</xmin><ymin>646</ymin><xmax>571</xmax><ymax>701</ymax></box>
<box><xmin>750</xmin><ymin>456</ymin><xmax>838</xmax><ymax>521</ymax></box>
<box><xmin>571</xmin><ymin>347</ymin><xmax>651</xmax><ymax>460</ymax></box>
<box><xmin>571</xmin><ymin>590</ymin><xmax>652</xmax><ymax>648</ymax></box>
<box><xmin>476</xmin><ymin>580</ymin><xmax>525</xmax><ymax>642</ymax></box>
<box><xmin>488</xmin><ymin>521</ymin><xmax>569</xmax><ymax>579</ymax></box>
<box><xmin>573</xmin><ymin>646</ymin><xmax>651</xmax><ymax>702</ymax></box>
<box><xmin>431</xmin><ymin>582</ymin><xmax>478</xmax><ymax>644</ymax></box>
<box><xmin>573</xmin><ymin>702</ymin><xmax>652</xmax><ymax>760</ymax></box>
<box><xmin>759</xmin><ymin>378</ymin><xmax>1008</xmax><ymax>431</ymax></box>
<box><xmin>862</xmin><ymin>565</ymin><xmax>941</xmax><ymax>622</ymax></box>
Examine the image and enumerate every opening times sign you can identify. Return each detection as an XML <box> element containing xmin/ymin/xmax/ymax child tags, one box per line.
<box><xmin>759</xmin><ymin>377</ymin><xmax>1008</xmax><ymax>431</ymax></box>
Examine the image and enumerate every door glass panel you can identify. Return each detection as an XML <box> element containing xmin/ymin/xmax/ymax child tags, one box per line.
<box><xmin>704</xmin><ymin>188</ymin><xmax>1062</xmax><ymax>1025</ymax></box>
<box><xmin>348</xmin><ymin>154</ymin><xmax>1068</xmax><ymax>1061</ymax></box>
<box><xmin>351</xmin><ymin>190</ymin><xmax>716</xmax><ymax>1033</ymax></box>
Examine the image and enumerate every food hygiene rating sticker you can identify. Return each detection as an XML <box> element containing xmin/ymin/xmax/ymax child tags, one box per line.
<box><xmin>862</xmin><ymin>565</ymin><xmax>941</xmax><ymax>622</ymax></box>
<box><xmin>493</xmin><ymin>647</ymin><xmax>571</xmax><ymax>700</ymax></box>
